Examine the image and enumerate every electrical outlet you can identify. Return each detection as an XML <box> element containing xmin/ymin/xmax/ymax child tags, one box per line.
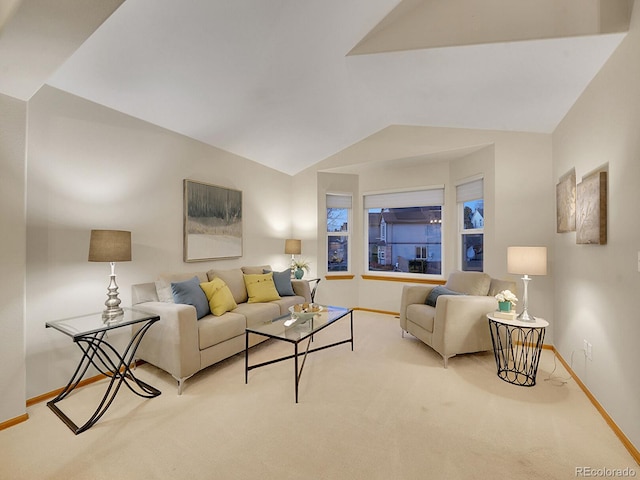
<box><xmin>637</xmin><ymin>251</ymin><xmax>640</xmax><ymax>272</ymax></box>
<box><xmin>587</xmin><ymin>342</ymin><xmax>593</xmax><ymax>361</ymax></box>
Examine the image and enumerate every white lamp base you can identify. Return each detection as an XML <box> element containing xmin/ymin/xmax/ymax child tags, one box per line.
<box><xmin>517</xmin><ymin>274</ymin><xmax>536</xmax><ymax>322</ymax></box>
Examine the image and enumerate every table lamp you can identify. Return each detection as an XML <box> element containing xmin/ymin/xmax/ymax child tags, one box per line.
<box><xmin>284</xmin><ymin>239</ymin><xmax>301</xmax><ymax>276</ymax></box>
<box><xmin>89</xmin><ymin>229</ymin><xmax>132</xmax><ymax>320</ymax></box>
<box><xmin>507</xmin><ymin>246</ymin><xmax>547</xmax><ymax>321</ymax></box>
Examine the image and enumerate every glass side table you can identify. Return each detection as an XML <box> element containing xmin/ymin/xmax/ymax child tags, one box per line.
<box><xmin>487</xmin><ymin>313</ymin><xmax>548</xmax><ymax>387</ymax></box>
<box><xmin>45</xmin><ymin>307</ymin><xmax>161</xmax><ymax>434</ymax></box>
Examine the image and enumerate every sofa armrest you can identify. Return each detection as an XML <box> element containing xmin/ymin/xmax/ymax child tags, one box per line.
<box><xmin>400</xmin><ymin>284</ymin><xmax>436</xmax><ymax>331</ymax></box>
<box><xmin>291</xmin><ymin>279</ymin><xmax>312</xmax><ymax>303</ymax></box>
<box><xmin>431</xmin><ymin>295</ymin><xmax>497</xmax><ymax>357</ymax></box>
<box><xmin>132</xmin><ymin>301</ymin><xmax>201</xmax><ymax>381</ymax></box>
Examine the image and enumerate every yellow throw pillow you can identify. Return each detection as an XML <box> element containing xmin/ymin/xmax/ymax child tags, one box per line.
<box><xmin>200</xmin><ymin>278</ymin><xmax>237</xmax><ymax>316</ymax></box>
<box><xmin>243</xmin><ymin>273</ymin><xmax>281</xmax><ymax>303</ymax></box>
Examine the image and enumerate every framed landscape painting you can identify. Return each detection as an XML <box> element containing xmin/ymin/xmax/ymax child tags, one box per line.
<box><xmin>576</xmin><ymin>170</ymin><xmax>607</xmax><ymax>245</ymax></box>
<box><xmin>556</xmin><ymin>168</ymin><xmax>576</xmax><ymax>233</ymax></box>
<box><xmin>183</xmin><ymin>180</ymin><xmax>243</xmax><ymax>262</ymax></box>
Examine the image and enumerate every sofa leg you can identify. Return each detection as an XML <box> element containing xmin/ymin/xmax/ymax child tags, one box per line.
<box><xmin>443</xmin><ymin>356</ymin><xmax>448</xmax><ymax>369</ymax></box>
<box><xmin>173</xmin><ymin>373</ymin><xmax>196</xmax><ymax>395</ymax></box>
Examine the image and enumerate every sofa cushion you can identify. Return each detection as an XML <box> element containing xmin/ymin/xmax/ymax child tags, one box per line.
<box><xmin>155</xmin><ymin>278</ymin><xmax>174</xmax><ymax>303</ymax></box>
<box><xmin>171</xmin><ymin>276</ymin><xmax>210</xmax><ymax>319</ymax></box>
<box><xmin>271</xmin><ymin>295</ymin><xmax>307</xmax><ymax>315</ymax></box>
<box><xmin>198</xmin><ymin>311</ymin><xmax>246</xmax><ymax>350</ymax></box>
<box><xmin>132</xmin><ymin>282</ymin><xmax>159</xmax><ymax>304</ymax></box>
<box><xmin>207</xmin><ymin>268</ymin><xmax>248</xmax><ymax>304</ymax></box>
<box><xmin>445</xmin><ymin>271</ymin><xmax>491</xmax><ymax>296</ymax></box>
<box><xmin>264</xmin><ymin>269</ymin><xmax>295</xmax><ymax>296</ymax></box>
<box><xmin>241</xmin><ymin>265</ymin><xmax>272</xmax><ymax>275</ymax></box>
<box><xmin>234</xmin><ymin>302</ymin><xmax>281</xmax><ymax>329</ymax></box>
<box><xmin>200</xmin><ymin>278</ymin><xmax>238</xmax><ymax>316</ymax></box>
<box><xmin>243</xmin><ymin>273</ymin><xmax>281</xmax><ymax>303</ymax></box>
<box><xmin>156</xmin><ymin>272</ymin><xmax>208</xmax><ymax>303</ymax></box>
<box><xmin>425</xmin><ymin>285</ymin><xmax>465</xmax><ymax>307</ymax></box>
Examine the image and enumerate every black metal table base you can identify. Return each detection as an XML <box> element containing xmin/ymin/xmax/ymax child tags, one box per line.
<box><xmin>245</xmin><ymin>310</ymin><xmax>353</xmax><ymax>403</ymax></box>
<box><xmin>47</xmin><ymin>319</ymin><xmax>161</xmax><ymax>434</ymax></box>
<box><xmin>488</xmin><ymin>319</ymin><xmax>546</xmax><ymax>387</ymax></box>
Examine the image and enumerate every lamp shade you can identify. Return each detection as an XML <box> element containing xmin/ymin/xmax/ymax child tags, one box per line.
<box><xmin>88</xmin><ymin>230</ymin><xmax>132</xmax><ymax>262</ymax></box>
<box><xmin>507</xmin><ymin>246</ymin><xmax>547</xmax><ymax>276</ymax></box>
<box><xmin>284</xmin><ymin>238</ymin><xmax>301</xmax><ymax>255</ymax></box>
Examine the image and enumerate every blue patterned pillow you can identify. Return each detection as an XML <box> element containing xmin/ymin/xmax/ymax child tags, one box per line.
<box><xmin>425</xmin><ymin>285</ymin><xmax>464</xmax><ymax>307</ymax></box>
<box><xmin>171</xmin><ymin>276</ymin><xmax>210</xmax><ymax>319</ymax></box>
<box><xmin>264</xmin><ymin>269</ymin><xmax>295</xmax><ymax>296</ymax></box>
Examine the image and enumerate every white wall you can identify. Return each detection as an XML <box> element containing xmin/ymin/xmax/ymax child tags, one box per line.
<box><xmin>25</xmin><ymin>86</ymin><xmax>295</xmax><ymax>399</ymax></box>
<box><xmin>0</xmin><ymin>93</ymin><xmax>27</xmax><ymax>423</ymax></box>
<box><xmin>552</xmin><ymin>2</ymin><xmax>640</xmax><ymax>450</ymax></box>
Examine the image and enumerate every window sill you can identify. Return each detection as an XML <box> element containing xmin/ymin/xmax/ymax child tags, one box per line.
<box><xmin>361</xmin><ymin>274</ymin><xmax>446</xmax><ymax>285</ymax></box>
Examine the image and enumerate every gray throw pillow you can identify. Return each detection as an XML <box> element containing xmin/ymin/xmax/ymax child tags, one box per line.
<box><xmin>171</xmin><ymin>276</ymin><xmax>210</xmax><ymax>319</ymax></box>
<box><xmin>425</xmin><ymin>285</ymin><xmax>465</xmax><ymax>307</ymax></box>
<box><xmin>264</xmin><ymin>269</ymin><xmax>296</xmax><ymax>296</ymax></box>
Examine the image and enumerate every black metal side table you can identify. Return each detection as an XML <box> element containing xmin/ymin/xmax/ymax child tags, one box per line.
<box><xmin>487</xmin><ymin>313</ymin><xmax>548</xmax><ymax>387</ymax></box>
<box><xmin>307</xmin><ymin>278</ymin><xmax>321</xmax><ymax>302</ymax></box>
<box><xmin>45</xmin><ymin>307</ymin><xmax>161</xmax><ymax>434</ymax></box>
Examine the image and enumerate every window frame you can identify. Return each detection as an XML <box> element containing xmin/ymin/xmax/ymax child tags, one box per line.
<box><xmin>456</xmin><ymin>176</ymin><xmax>484</xmax><ymax>272</ymax></box>
<box><xmin>363</xmin><ymin>186</ymin><xmax>445</xmax><ymax>280</ymax></box>
<box><xmin>326</xmin><ymin>193</ymin><xmax>352</xmax><ymax>275</ymax></box>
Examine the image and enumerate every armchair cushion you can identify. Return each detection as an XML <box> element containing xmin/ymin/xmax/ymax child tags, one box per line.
<box><xmin>445</xmin><ymin>271</ymin><xmax>491</xmax><ymax>296</ymax></box>
<box><xmin>244</xmin><ymin>273</ymin><xmax>281</xmax><ymax>303</ymax></box>
<box><xmin>200</xmin><ymin>278</ymin><xmax>237</xmax><ymax>316</ymax></box>
<box><xmin>171</xmin><ymin>276</ymin><xmax>210</xmax><ymax>319</ymax></box>
<box><xmin>488</xmin><ymin>278</ymin><xmax>517</xmax><ymax>297</ymax></box>
<box><xmin>425</xmin><ymin>285</ymin><xmax>465</xmax><ymax>307</ymax></box>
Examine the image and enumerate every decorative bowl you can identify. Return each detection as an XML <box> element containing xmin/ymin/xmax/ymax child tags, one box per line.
<box><xmin>288</xmin><ymin>304</ymin><xmax>323</xmax><ymax>323</ymax></box>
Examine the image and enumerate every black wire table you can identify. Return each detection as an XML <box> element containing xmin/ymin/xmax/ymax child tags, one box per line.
<box><xmin>45</xmin><ymin>307</ymin><xmax>161</xmax><ymax>434</ymax></box>
<box><xmin>487</xmin><ymin>313</ymin><xmax>548</xmax><ymax>387</ymax></box>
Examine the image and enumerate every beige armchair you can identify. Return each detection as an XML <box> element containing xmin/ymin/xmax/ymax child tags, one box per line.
<box><xmin>399</xmin><ymin>271</ymin><xmax>516</xmax><ymax>367</ymax></box>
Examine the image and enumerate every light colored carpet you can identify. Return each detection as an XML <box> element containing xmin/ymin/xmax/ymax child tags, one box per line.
<box><xmin>0</xmin><ymin>311</ymin><xmax>636</xmax><ymax>479</ymax></box>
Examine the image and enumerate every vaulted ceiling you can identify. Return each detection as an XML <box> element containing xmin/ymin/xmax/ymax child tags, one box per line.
<box><xmin>0</xmin><ymin>0</ymin><xmax>633</xmax><ymax>174</ymax></box>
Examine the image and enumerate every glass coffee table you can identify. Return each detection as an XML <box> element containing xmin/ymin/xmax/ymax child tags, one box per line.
<box><xmin>245</xmin><ymin>305</ymin><xmax>353</xmax><ymax>403</ymax></box>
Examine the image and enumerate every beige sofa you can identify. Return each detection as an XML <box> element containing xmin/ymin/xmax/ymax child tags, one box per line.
<box><xmin>131</xmin><ymin>265</ymin><xmax>311</xmax><ymax>394</ymax></box>
<box><xmin>399</xmin><ymin>271</ymin><xmax>516</xmax><ymax>367</ymax></box>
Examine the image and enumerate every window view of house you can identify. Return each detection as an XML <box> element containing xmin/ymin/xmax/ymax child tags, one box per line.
<box><xmin>367</xmin><ymin>206</ymin><xmax>442</xmax><ymax>275</ymax></box>
<box><xmin>327</xmin><ymin>209</ymin><xmax>348</xmax><ymax>271</ymax></box>
<box><xmin>457</xmin><ymin>178</ymin><xmax>484</xmax><ymax>272</ymax></box>
<box><xmin>461</xmin><ymin>199</ymin><xmax>484</xmax><ymax>271</ymax></box>
<box><xmin>326</xmin><ymin>194</ymin><xmax>351</xmax><ymax>272</ymax></box>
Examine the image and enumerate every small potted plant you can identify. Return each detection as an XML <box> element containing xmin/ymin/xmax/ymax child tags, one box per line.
<box><xmin>495</xmin><ymin>289</ymin><xmax>518</xmax><ymax>312</ymax></box>
<box><xmin>293</xmin><ymin>258</ymin><xmax>311</xmax><ymax>279</ymax></box>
